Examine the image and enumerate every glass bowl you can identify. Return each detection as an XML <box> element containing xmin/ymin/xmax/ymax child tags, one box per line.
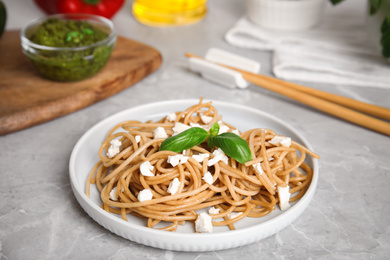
<box><xmin>20</xmin><ymin>13</ymin><xmax>117</xmax><ymax>82</ymax></box>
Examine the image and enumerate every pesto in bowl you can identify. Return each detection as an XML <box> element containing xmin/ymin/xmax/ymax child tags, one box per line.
<box><xmin>21</xmin><ymin>14</ymin><xmax>116</xmax><ymax>82</ymax></box>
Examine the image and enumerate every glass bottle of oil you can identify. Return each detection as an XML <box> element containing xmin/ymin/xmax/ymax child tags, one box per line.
<box><xmin>132</xmin><ymin>0</ymin><xmax>208</xmax><ymax>27</ymax></box>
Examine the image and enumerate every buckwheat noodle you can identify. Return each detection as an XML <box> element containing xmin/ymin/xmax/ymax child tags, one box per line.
<box><xmin>86</xmin><ymin>99</ymin><xmax>319</xmax><ymax>232</ymax></box>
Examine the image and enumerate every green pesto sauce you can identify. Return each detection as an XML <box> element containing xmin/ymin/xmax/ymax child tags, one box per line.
<box><xmin>27</xmin><ymin>18</ymin><xmax>114</xmax><ymax>82</ymax></box>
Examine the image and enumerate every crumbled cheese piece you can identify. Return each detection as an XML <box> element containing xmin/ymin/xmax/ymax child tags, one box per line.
<box><xmin>137</xmin><ymin>189</ymin><xmax>153</xmax><ymax>202</ymax></box>
<box><xmin>167</xmin><ymin>154</ymin><xmax>189</xmax><ymax>167</ymax></box>
<box><xmin>135</xmin><ymin>135</ymin><xmax>141</xmax><ymax>143</ymax></box>
<box><xmin>107</xmin><ymin>139</ymin><xmax>122</xmax><ymax>158</ymax></box>
<box><xmin>167</xmin><ymin>112</ymin><xmax>177</xmax><ymax>122</ymax></box>
<box><xmin>228</xmin><ymin>212</ymin><xmax>243</xmax><ymax>220</ymax></box>
<box><xmin>167</xmin><ymin>155</ymin><xmax>180</xmax><ymax>167</ymax></box>
<box><xmin>202</xmin><ymin>171</ymin><xmax>214</xmax><ymax>185</ymax></box>
<box><xmin>201</xmin><ymin>115</ymin><xmax>213</xmax><ymax>124</ymax></box>
<box><xmin>269</xmin><ymin>135</ymin><xmax>291</xmax><ymax>147</ymax></box>
<box><xmin>217</xmin><ymin>121</ymin><xmax>230</xmax><ymax>134</ymax></box>
<box><xmin>208</xmin><ymin>206</ymin><xmax>220</xmax><ymax>215</ymax></box>
<box><xmin>190</xmin><ymin>123</ymin><xmax>202</xmax><ymax>128</ymax></box>
<box><xmin>207</xmin><ymin>148</ymin><xmax>229</xmax><ymax>166</ymax></box>
<box><xmin>201</xmin><ymin>125</ymin><xmax>211</xmax><ymax>131</ymax></box>
<box><xmin>253</xmin><ymin>162</ymin><xmax>264</xmax><ymax>176</ymax></box>
<box><xmin>231</xmin><ymin>129</ymin><xmax>240</xmax><ymax>136</ymax></box>
<box><xmin>109</xmin><ymin>187</ymin><xmax>118</xmax><ymax>201</ymax></box>
<box><xmin>167</xmin><ymin>178</ymin><xmax>181</xmax><ymax>195</ymax></box>
<box><xmin>140</xmin><ymin>161</ymin><xmax>154</xmax><ymax>176</ymax></box>
<box><xmin>192</xmin><ymin>153</ymin><xmax>210</xmax><ymax>162</ymax></box>
<box><xmin>195</xmin><ymin>213</ymin><xmax>213</xmax><ymax>233</ymax></box>
<box><xmin>154</xmin><ymin>127</ymin><xmax>168</xmax><ymax>139</ymax></box>
<box><xmin>277</xmin><ymin>185</ymin><xmax>291</xmax><ymax>210</ymax></box>
<box><xmin>179</xmin><ymin>155</ymin><xmax>189</xmax><ymax>164</ymax></box>
<box><xmin>172</xmin><ymin>122</ymin><xmax>191</xmax><ymax>135</ymax></box>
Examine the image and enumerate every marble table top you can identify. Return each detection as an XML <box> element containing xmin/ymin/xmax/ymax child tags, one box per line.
<box><xmin>1</xmin><ymin>0</ymin><xmax>389</xmax><ymax>259</ymax></box>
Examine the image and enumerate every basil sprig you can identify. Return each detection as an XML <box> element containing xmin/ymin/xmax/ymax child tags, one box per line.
<box><xmin>369</xmin><ymin>0</ymin><xmax>385</xmax><ymax>15</ymax></box>
<box><xmin>159</xmin><ymin>122</ymin><xmax>252</xmax><ymax>164</ymax></box>
<box><xmin>159</xmin><ymin>127</ymin><xmax>209</xmax><ymax>153</ymax></box>
<box><xmin>330</xmin><ymin>0</ymin><xmax>384</xmax><ymax>14</ymax></box>
<box><xmin>331</xmin><ymin>0</ymin><xmax>390</xmax><ymax>58</ymax></box>
<box><xmin>209</xmin><ymin>121</ymin><xmax>220</xmax><ymax>137</ymax></box>
<box><xmin>381</xmin><ymin>10</ymin><xmax>390</xmax><ymax>58</ymax></box>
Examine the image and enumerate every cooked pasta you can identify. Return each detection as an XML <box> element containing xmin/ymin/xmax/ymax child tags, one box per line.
<box><xmin>86</xmin><ymin>99</ymin><xmax>319</xmax><ymax>233</ymax></box>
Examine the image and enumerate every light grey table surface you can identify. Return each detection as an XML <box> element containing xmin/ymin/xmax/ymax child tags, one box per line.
<box><xmin>1</xmin><ymin>0</ymin><xmax>389</xmax><ymax>259</ymax></box>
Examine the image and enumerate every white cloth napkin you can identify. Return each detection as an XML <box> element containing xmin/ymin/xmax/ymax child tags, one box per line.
<box><xmin>225</xmin><ymin>1</ymin><xmax>390</xmax><ymax>89</ymax></box>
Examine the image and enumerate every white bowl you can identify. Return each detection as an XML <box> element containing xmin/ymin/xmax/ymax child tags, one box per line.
<box><xmin>246</xmin><ymin>0</ymin><xmax>327</xmax><ymax>31</ymax></box>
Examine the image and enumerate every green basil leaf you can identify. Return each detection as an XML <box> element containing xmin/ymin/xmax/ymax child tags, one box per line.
<box><xmin>159</xmin><ymin>127</ymin><xmax>209</xmax><ymax>153</ymax></box>
<box><xmin>209</xmin><ymin>132</ymin><xmax>252</xmax><ymax>164</ymax></box>
<box><xmin>380</xmin><ymin>11</ymin><xmax>390</xmax><ymax>58</ymax></box>
<box><xmin>381</xmin><ymin>31</ymin><xmax>390</xmax><ymax>57</ymax></box>
<box><xmin>381</xmin><ymin>10</ymin><xmax>390</xmax><ymax>34</ymax></box>
<box><xmin>370</xmin><ymin>0</ymin><xmax>384</xmax><ymax>15</ymax></box>
<box><xmin>207</xmin><ymin>135</ymin><xmax>215</xmax><ymax>148</ymax></box>
<box><xmin>329</xmin><ymin>0</ymin><xmax>344</xmax><ymax>5</ymax></box>
<box><xmin>209</xmin><ymin>122</ymin><xmax>219</xmax><ymax>137</ymax></box>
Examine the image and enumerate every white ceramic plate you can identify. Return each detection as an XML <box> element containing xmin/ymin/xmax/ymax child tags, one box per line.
<box><xmin>69</xmin><ymin>99</ymin><xmax>319</xmax><ymax>252</ymax></box>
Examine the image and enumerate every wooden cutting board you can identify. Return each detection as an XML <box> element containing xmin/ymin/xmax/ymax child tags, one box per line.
<box><xmin>0</xmin><ymin>30</ymin><xmax>162</xmax><ymax>136</ymax></box>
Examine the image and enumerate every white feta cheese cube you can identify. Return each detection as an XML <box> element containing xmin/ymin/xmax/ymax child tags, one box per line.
<box><xmin>167</xmin><ymin>112</ymin><xmax>177</xmax><ymax>122</ymax></box>
<box><xmin>109</xmin><ymin>187</ymin><xmax>118</xmax><ymax>201</ymax></box>
<box><xmin>277</xmin><ymin>185</ymin><xmax>291</xmax><ymax>210</ymax></box>
<box><xmin>207</xmin><ymin>148</ymin><xmax>229</xmax><ymax>166</ymax></box>
<box><xmin>231</xmin><ymin>129</ymin><xmax>240</xmax><ymax>136</ymax></box>
<box><xmin>110</xmin><ymin>139</ymin><xmax>121</xmax><ymax>147</ymax></box>
<box><xmin>208</xmin><ymin>206</ymin><xmax>220</xmax><ymax>215</ymax></box>
<box><xmin>167</xmin><ymin>155</ymin><xmax>180</xmax><ymax>167</ymax></box>
<box><xmin>201</xmin><ymin>115</ymin><xmax>213</xmax><ymax>124</ymax></box>
<box><xmin>172</xmin><ymin>122</ymin><xmax>191</xmax><ymax>135</ymax></box>
<box><xmin>154</xmin><ymin>127</ymin><xmax>168</xmax><ymax>139</ymax></box>
<box><xmin>179</xmin><ymin>155</ymin><xmax>188</xmax><ymax>164</ymax></box>
<box><xmin>190</xmin><ymin>123</ymin><xmax>202</xmax><ymax>128</ymax></box>
<box><xmin>253</xmin><ymin>162</ymin><xmax>264</xmax><ymax>176</ymax></box>
<box><xmin>192</xmin><ymin>153</ymin><xmax>210</xmax><ymax>162</ymax></box>
<box><xmin>217</xmin><ymin>121</ymin><xmax>230</xmax><ymax>134</ymax></box>
<box><xmin>107</xmin><ymin>139</ymin><xmax>122</xmax><ymax>158</ymax></box>
<box><xmin>227</xmin><ymin>212</ymin><xmax>243</xmax><ymax>220</ymax></box>
<box><xmin>137</xmin><ymin>189</ymin><xmax>153</xmax><ymax>202</ymax></box>
<box><xmin>167</xmin><ymin>178</ymin><xmax>181</xmax><ymax>195</ymax></box>
<box><xmin>140</xmin><ymin>161</ymin><xmax>154</xmax><ymax>176</ymax></box>
<box><xmin>167</xmin><ymin>154</ymin><xmax>189</xmax><ymax>167</ymax></box>
<box><xmin>202</xmin><ymin>171</ymin><xmax>214</xmax><ymax>185</ymax></box>
<box><xmin>269</xmin><ymin>135</ymin><xmax>291</xmax><ymax>147</ymax></box>
<box><xmin>195</xmin><ymin>213</ymin><xmax>213</xmax><ymax>233</ymax></box>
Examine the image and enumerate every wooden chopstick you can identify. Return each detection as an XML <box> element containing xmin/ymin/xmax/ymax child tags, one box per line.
<box><xmin>186</xmin><ymin>53</ymin><xmax>390</xmax><ymax>120</ymax></box>
<box><xmin>258</xmin><ymin>75</ymin><xmax>390</xmax><ymax>121</ymax></box>
<box><xmin>186</xmin><ymin>53</ymin><xmax>390</xmax><ymax>136</ymax></box>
